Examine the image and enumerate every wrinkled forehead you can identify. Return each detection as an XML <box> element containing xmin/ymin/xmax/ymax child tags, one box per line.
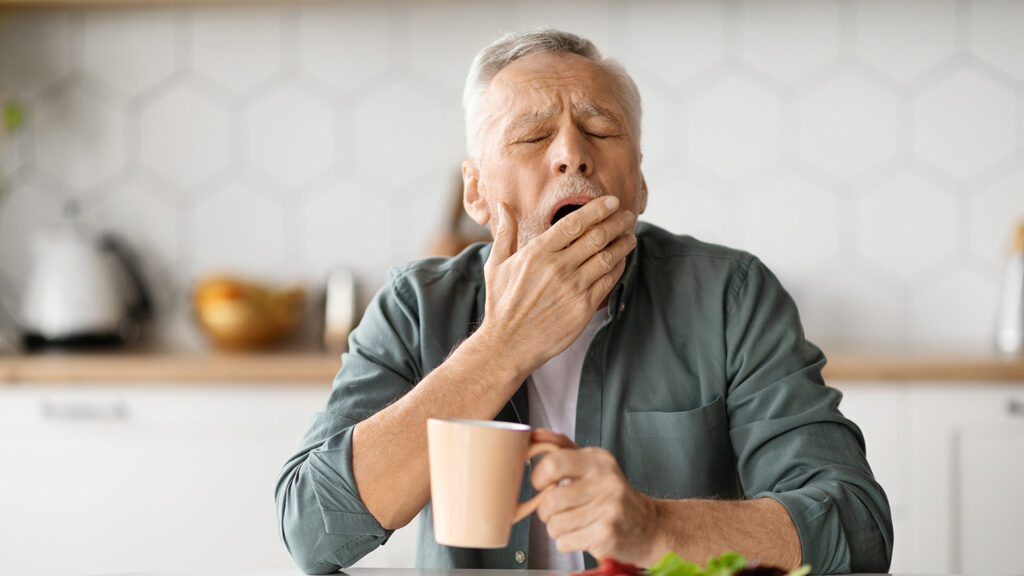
<box><xmin>481</xmin><ymin>52</ymin><xmax>628</xmax><ymax>129</ymax></box>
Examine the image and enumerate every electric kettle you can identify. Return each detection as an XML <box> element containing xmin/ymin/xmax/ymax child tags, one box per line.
<box><xmin>20</xmin><ymin>229</ymin><xmax>153</xmax><ymax>349</ymax></box>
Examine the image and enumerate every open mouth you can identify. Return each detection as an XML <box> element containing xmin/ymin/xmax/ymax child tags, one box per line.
<box><xmin>551</xmin><ymin>203</ymin><xmax>586</xmax><ymax>226</ymax></box>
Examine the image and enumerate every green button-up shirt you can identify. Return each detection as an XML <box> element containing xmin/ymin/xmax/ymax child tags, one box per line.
<box><xmin>276</xmin><ymin>222</ymin><xmax>893</xmax><ymax>575</ymax></box>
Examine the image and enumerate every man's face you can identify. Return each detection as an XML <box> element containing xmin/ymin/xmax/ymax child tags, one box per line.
<box><xmin>463</xmin><ymin>52</ymin><xmax>647</xmax><ymax>248</ymax></box>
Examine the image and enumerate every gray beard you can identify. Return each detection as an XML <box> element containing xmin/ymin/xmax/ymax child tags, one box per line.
<box><xmin>509</xmin><ymin>174</ymin><xmax>607</xmax><ymax>249</ymax></box>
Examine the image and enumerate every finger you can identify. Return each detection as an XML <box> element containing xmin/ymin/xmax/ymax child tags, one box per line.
<box><xmin>532</xmin><ymin>446</ymin><xmax>616</xmax><ymax>490</ymax></box>
<box><xmin>554</xmin><ymin>520</ymin><xmax>608</xmax><ymax>556</ymax></box>
<box><xmin>575</xmin><ymin>232</ymin><xmax>636</xmax><ymax>290</ymax></box>
<box><xmin>546</xmin><ymin>497</ymin><xmax>606</xmax><ymax>541</ymax></box>
<box><xmin>489</xmin><ymin>202</ymin><xmax>518</xmax><ymax>262</ymax></box>
<box><xmin>565</xmin><ymin>209</ymin><xmax>636</xmax><ymax>264</ymax></box>
<box><xmin>536</xmin><ymin>476</ymin><xmax>598</xmax><ymax>523</ymax></box>
<box><xmin>531</xmin><ymin>429</ymin><xmax>577</xmax><ymax>449</ymax></box>
<box><xmin>588</xmin><ymin>257</ymin><xmax>628</xmax><ymax>309</ymax></box>
<box><xmin>538</xmin><ymin>195</ymin><xmax>620</xmax><ymax>252</ymax></box>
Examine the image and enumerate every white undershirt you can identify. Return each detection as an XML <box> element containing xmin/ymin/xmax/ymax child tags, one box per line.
<box><xmin>527</xmin><ymin>309</ymin><xmax>606</xmax><ymax>571</ymax></box>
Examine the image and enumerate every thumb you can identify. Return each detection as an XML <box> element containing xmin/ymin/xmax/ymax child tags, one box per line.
<box><xmin>490</xmin><ymin>202</ymin><xmax>518</xmax><ymax>261</ymax></box>
<box><xmin>531</xmin><ymin>428</ymin><xmax>577</xmax><ymax>449</ymax></box>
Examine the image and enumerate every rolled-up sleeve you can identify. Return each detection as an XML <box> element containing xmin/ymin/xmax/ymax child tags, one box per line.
<box><xmin>275</xmin><ymin>271</ymin><xmax>422</xmax><ymax>574</ymax></box>
<box><xmin>724</xmin><ymin>257</ymin><xmax>893</xmax><ymax>574</ymax></box>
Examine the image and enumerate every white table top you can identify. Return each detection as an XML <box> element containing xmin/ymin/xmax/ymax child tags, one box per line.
<box><xmin>88</xmin><ymin>565</ymin><xmax>548</xmax><ymax>569</ymax></box>
<box><xmin>87</xmin><ymin>571</ymin><xmax>551</xmax><ymax>576</ymax></box>
<box><xmin>86</xmin><ymin>565</ymin><xmax>905</xmax><ymax>569</ymax></box>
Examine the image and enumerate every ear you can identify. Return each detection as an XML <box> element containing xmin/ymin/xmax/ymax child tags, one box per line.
<box><xmin>637</xmin><ymin>173</ymin><xmax>648</xmax><ymax>215</ymax></box>
<box><xmin>462</xmin><ymin>159</ymin><xmax>490</xmax><ymax>226</ymax></box>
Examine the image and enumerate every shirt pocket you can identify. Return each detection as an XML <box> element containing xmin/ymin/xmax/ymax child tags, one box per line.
<box><xmin>623</xmin><ymin>395</ymin><xmax>739</xmax><ymax>499</ymax></box>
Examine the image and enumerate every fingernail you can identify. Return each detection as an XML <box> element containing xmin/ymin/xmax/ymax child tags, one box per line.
<box><xmin>496</xmin><ymin>203</ymin><xmax>505</xmax><ymax>228</ymax></box>
<box><xmin>604</xmin><ymin>196</ymin><xmax>619</xmax><ymax>210</ymax></box>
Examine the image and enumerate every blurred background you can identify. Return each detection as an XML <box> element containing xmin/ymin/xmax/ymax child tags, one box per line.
<box><xmin>1</xmin><ymin>0</ymin><xmax>1022</xmax><ymax>352</ymax></box>
<box><xmin>1</xmin><ymin>1</ymin><xmax>1023</xmax><ymax>576</ymax></box>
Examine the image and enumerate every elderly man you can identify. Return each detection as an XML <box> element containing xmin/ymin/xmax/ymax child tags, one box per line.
<box><xmin>276</xmin><ymin>29</ymin><xmax>892</xmax><ymax>575</ymax></box>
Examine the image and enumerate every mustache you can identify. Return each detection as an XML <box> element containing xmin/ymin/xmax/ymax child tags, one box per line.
<box><xmin>535</xmin><ymin>175</ymin><xmax>606</xmax><ymax>225</ymax></box>
<box><xmin>489</xmin><ymin>175</ymin><xmax>610</xmax><ymax>250</ymax></box>
<box><xmin>553</xmin><ymin>174</ymin><xmax>605</xmax><ymax>205</ymax></box>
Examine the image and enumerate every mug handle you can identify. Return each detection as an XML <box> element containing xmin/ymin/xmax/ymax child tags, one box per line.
<box><xmin>512</xmin><ymin>442</ymin><xmax>562</xmax><ymax>523</ymax></box>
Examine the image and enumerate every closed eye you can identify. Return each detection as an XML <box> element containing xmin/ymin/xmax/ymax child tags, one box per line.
<box><xmin>521</xmin><ymin>135</ymin><xmax>548</xmax><ymax>144</ymax></box>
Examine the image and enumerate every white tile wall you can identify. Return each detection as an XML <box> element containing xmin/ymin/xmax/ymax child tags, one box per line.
<box><xmin>625</xmin><ymin>1</ymin><xmax>723</xmax><ymax>84</ymax></box>
<box><xmin>0</xmin><ymin>11</ymin><xmax>72</xmax><ymax>97</ymax></box>
<box><xmin>248</xmin><ymin>83</ymin><xmax>337</xmax><ymax>189</ymax></box>
<box><xmin>191</xmin><ymin>6</ymin><xmax>282</xmax><ymax>94</ymax></box>
<box><xmin>34</xmin><ymin>85</ymin><xmax>125</xmax><ymax>191</ymax></box>
<box><xmin>854</xmin><ymin>0</ymin><xmax>958</xmax><ymax>81</ymax></box>
<box><xmin>741</xmin><ymin>176</ymin><xmax>843</xmax><ymax>281</ymax></box>
<box><xmin>798</xmin><ymin>70</ymin><xmax>905</xmax><ymax>180</ymax></box>
<box><xmin>913</xmin><ymin>69</ymin><xmax>1017</xmax><ymax>180</ymax></box>
<box><xmin>687</xmin><ymin>76</ymin><xmax>785</xmax><ymax>182</ymax></box>
<box><xmin>139</xmin><ymin>84</ymin><xmax>230</xmax><ymax>188</ymax></box>
<box><xmin>0</xmin><ymin>0</ymin><xmax>1021</xmax><ymax>353</ymax></box>
<box><xmin>739</xmin><ymin>0</ymin><xmax>839</xmax><ymax>82</ymax></box>
<box><xmin>855</xmin><ymin>171</ymin><xmax>960</xmax><ymax>281</ymax></box>
<box><xmin>82</xmin><ymin>9</ymin><xmax>178</xmax><ymax>99</ymax></box>
<box><xmin>971</xmin><ymin>0</ymin><xmax>1024</xmax><ymax>78</ymax></box>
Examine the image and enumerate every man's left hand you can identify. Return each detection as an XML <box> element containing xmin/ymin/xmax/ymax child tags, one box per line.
<box><xmin>530</xmin><ymin>430</ymin><xmax>664</xmax><ymax>566</ymax></box>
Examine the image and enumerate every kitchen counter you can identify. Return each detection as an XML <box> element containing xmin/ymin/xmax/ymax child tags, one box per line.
<box><xmin>1</xmin><ymin>348</ymin><xmax>1023</xmax><ymax>384</ymax></box>
<box><xmin>820</xmin><ymin>350</ymin><xmax>1024</xmax><ymax>382</ymax></box>
<box><xmin>0</xmin><ymin>350</ymin><xmax>342</xmax><ymax>384</ymax></box>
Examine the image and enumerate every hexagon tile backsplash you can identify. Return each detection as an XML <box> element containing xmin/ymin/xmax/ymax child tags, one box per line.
<box><xmin>0</xmin><ymin>0</ymin><xmax>1022</xmax><ymax>352</ymax></box>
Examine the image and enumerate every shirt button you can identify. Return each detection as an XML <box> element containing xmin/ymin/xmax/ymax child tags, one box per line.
<box><xmin>514</xmin><ymin>550</ymin><xmax>526</xmax><ymax>564</ymax></box>
<box><xmin>619</xmin><ymin>302</ymin><xmax>626</xmax><ymax>312</ymax></box>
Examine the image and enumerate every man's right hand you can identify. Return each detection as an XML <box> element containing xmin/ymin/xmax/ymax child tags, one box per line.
<box><xmin>479</xmin><ymin>196</ymin><xmax>637</xmax><ymax>374</ymax></box>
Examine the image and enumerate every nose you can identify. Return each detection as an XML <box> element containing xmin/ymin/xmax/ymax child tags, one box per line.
<box><xmin>550</xmin><ymin>129</ymin><xmax>593</xmax><ymax>177</ymax></box>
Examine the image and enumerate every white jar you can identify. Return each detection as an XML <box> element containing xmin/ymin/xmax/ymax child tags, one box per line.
<box><xmin>995</xmin><ymin>220</ymin><xmax>1024</xmax><ymax>354</ymax></box>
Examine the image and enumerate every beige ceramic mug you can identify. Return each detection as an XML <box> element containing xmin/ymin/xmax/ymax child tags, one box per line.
<box><xmin>427</xmin><ymin>418</ymin><xmax>561</xmax><ymax>548</ymax></box>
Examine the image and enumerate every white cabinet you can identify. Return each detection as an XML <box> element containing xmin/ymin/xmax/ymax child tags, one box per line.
<box><xmin>838</xmin><ymin>382</ymin><xmax>1024</xmax><ymax>576</ymax></box>
<box><xmin>5</xmin><ymin>380</ymin><xmax>1019</xmax><ymax>575</ymax></box>
<box><xmin>909</xmin><ymin>385</ymin><xmax>1024</xmax><ymax>576</ymax></box>
<box><xmin>0</xmin><ymin>384</ymin><xmax>329</xmax><ymax>576</ymax></box>
<box><xmin>957</xmin><ymin>422</ymin><xmax>1024</xmax><ymax>574</ymax></box>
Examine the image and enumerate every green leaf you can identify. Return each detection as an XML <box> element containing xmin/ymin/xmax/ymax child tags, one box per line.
<box><xmin>647</xmin><ymin>552</ymin><xmax>702</xmax><ymax>576</ymax></box>
<box><xmin>705</xmin><ymin>551</ymin><xmax>747</xmax><ymax>576</ymax></box>
<box><xmin>5</xmin><ymin>101</ymin><xmax>25</xmax><ymax>133</ymax></box>
<box><xmin>647</xmin><ymin>550</ymin><xmax>809</xmax><ymax>576</ymax></box>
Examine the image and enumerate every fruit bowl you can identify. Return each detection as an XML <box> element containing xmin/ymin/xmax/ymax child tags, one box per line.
<box><xmin>193</xmin><ymin>276</ymin><xmax>305</xmax><ymax>350</ymax></box>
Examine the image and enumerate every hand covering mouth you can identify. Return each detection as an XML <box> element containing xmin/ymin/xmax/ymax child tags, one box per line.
<box><xmin>549</xmin><ymin>195</ymin><xmax>596</xmax><ymax>226</ymax></box>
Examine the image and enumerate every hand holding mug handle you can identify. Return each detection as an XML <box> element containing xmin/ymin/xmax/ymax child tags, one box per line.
<box><xmin>512</xmin><ymin>442</ymin><xmax>562</xmax><ymax>522</ymax></box>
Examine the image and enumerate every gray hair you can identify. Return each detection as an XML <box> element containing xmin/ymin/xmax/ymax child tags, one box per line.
<box><xmin>463</xmin><ymin>29</ymin><xmax>642</xmax><ymax>159</ymax></box>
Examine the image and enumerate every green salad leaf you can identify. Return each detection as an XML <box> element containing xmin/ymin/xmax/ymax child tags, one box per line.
<box><xmin>646</xmin><ymin>551</ymin><xmax>810</xmax><ymax>576</ymax></box>
<box><xmin>705</xmin><ymin>551</ymin><xmax>747</xmax><ymax>576</ymax></box>
<box><xmin>648</xmin><ymin>551</ymin><xmax>702</xmax><ymax>576</ymax></box>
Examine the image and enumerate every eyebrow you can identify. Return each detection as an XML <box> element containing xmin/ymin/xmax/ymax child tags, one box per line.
<box><xmin>506</xmin><ymin>104</ymin><xmax>562</xmax><ymax>135</ymax></box>
<box><xmin>504</xmin><ymin>100</ymin><xmax>622</xmax><ymax>138</ymax></box>
<box><xmin>572</xmin><ymin>100</ymin><xmax>620</xmax><ymax>124</ymax></box>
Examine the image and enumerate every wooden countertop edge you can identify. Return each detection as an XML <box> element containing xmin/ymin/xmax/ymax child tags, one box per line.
<box><xmin>0</xmin><ymin>352</ymin><xmax>343</xmax><ymax>384</ymax></box>
<box><xmin>822</xmin><ymin>355</ymin><xmax>1024</xmax><ymax>382</ymax></box>
<box><xmin>1</xmin><ymin>351</ymin><xmax>1023</xmax><ymax>384</ymax></box>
